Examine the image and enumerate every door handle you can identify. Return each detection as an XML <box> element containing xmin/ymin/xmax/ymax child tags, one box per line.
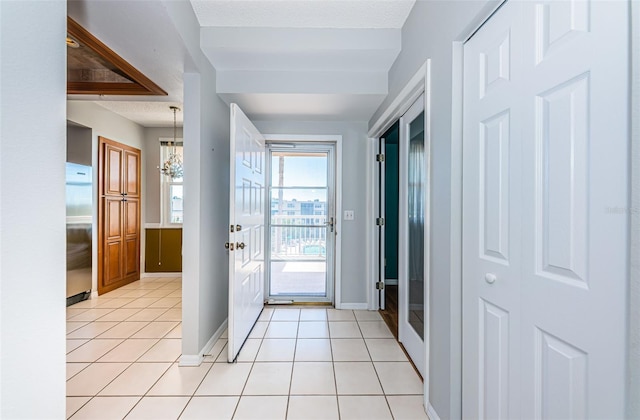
<box><xmin>237</xmin><ymin>242</ymin><xmax>245</xmax><ymax>250</ymax></box>
<box><xmin>485</xmin><ymin>273</ymin><xmax>497</xmax><ymax>284</ymax></box>
<box><xmin>326</xmin><ymin>217</ymin><xmax>334</xmax><ymax>232</ymax></box>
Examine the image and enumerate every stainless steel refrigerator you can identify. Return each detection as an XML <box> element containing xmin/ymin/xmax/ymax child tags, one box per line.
<box><xmin>66</xmin><ymin>162</ymin><xmax>92</xmax><ymax>305</ymax></box>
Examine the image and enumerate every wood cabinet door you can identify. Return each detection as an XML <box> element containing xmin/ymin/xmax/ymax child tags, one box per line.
<box><xmin>98</xmin><ymin>136</ymin><xmax>141</xmax><ymax>295</ymax></box>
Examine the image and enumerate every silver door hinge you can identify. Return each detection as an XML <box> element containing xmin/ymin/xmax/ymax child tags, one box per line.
<box><xmin>376</xmin><ymin>217</ymin><xmax>385</xmax><ymax>226</ymax></box>
<box><xmin>376</xmin><ymin>281</ymin><xmax>385</xmax><ymax>290</ymax></box>
<box><xmin>376</xmin><ymin>154</ymin><xmax>385</xmax><ymax>162</ymax></box>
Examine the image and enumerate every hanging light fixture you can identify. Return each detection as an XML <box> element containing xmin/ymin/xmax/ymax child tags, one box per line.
<box><xmin>160</xmin><ymin>106</ymin><xmax>183</xmax><ymax>179</ymax></box>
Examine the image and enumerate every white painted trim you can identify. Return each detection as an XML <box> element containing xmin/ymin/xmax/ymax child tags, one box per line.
<box><xmin>427</xmin><ymin>403</ymin><xmax>441</xmax><ymax>420</ymax></box>
<box><xmin>368</xmin><ymin>62</ymin><xmax>428</xmax><ymax>139</ymax></box>
<box><xmin>338</xmin><ymin>303</ymin><xmax>368</xmax><ymax>310</ymax></box>
<box><xmin>263</xmin><ymin>134</ymin><xmax>343</xmax><ymax>309</ymax></box>
<box><xmin>141</xmin><ymin>272</ymin><xmax>182</xmax><ymax>278</ymax></box>
<box><xmin>180</xmin><ymin>318</ymin><xmax>228</xmax><ymax>366</ymax></box>
<box><xmin>144</xmin><ymin>223</ymin><xmax>182</xmax><ymax>229</ymax></box>
<box><xmin>629</xmin><ymin>1</ymin><xmax>640</xmax><ymax>418</ymax></box>
<box><xmin>449</xmin><ymin>40</ymin><xmax>465</xmax><ymax>420</ymax></box>
<box><xmin>368</xmin><ymin>137</ymin><xmax>378</xmax><ymax>310</ymax></box>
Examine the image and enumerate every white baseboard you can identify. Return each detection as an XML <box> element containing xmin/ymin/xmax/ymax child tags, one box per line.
<box><xmin>338</xmin><ymin>303</ymin><xmax>369</xmax><ymax>310</ymax></box>
<box><xmin>179</xmin><ymin>319</ymin><xmax>228</xmax><ymax>367</ymax></box>
<box><xmin>141</xmin><ymin>272</ymin><xmax>182</xmax><ymax>278</ymax></box>
<box><xmin>426</xmin><ymin>403</ymin><xmax>441</xmax><ymax>420</ymax></box>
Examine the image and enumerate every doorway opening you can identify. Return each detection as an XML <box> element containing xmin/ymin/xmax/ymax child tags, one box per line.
<box><xmin>266</xmin><ymin>144</ymin><xmax>336</xmax><ymax>303</ymax></box>
<box><xmin>379</xmin><ymin>121</ymin><xmax>400</xmax><ymax>337</ymax></box>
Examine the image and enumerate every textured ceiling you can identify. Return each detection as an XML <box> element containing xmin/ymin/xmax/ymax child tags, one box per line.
<box><xmin>191</xmin><ymin>0</ymin><xmax>415</xmax><ymax>28</ymax></box>
<box><xmin>93</xmin><ymin>101</ymin><xmax>184</xmax><ymax>127</ymax></box>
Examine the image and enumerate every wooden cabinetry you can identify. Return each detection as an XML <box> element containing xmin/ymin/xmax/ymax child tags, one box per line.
<box><xmin>98</xmin><ymin>137</ymin><xmax>141</xmax><ymax>294</ymax></box>
<box><xmin>145</xmin><ymin>228</ymin><xmax>183</xmax><ymax>272</ymax></box>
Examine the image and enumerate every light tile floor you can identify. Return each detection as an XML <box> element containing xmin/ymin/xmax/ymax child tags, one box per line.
<box><xmin>66</xmin><ymin>277</ymin><xmax>427</xmax><ymax>419</ymax></box>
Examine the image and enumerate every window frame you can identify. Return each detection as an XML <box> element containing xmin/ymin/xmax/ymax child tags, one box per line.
<box><xmin>159</xmin><ymin>138</ymin><xmax>184</xmax><ymax>226</ymax></box>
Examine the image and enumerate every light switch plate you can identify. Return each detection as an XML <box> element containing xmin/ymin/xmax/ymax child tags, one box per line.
<box><xmin>344</xmin><ymin>210</ymin><xmax>355</xmax><ymax>220</ymax></box>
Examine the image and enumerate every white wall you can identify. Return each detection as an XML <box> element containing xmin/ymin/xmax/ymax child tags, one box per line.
<box><xmin>0</xmin><ymin>1</ymin><xmax>67</xmax><ymax>417</ymax></box>
<box><xmin>67</xmin><ymin>101</ymin><xmax>147</xmax><ymax>294</ymax></box>
<box><xmin>369</xmin><ymin>2</ymin><xmax>494</xmax><ymax>418</ymax></box>
<box><xmin>254</xmin><ymin>120</ymin><xmax>370</xmax><ymax>306</ymax></box>
<box><xmin>163</xmin><ymin>0</ymin><xmax>231</xmax><ymax>361</ymax></box>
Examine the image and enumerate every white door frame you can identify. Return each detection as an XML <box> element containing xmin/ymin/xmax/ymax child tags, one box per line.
<box><xmin>367</xmin><ymin>60</ymin><xmax>431</xmax><ymax>413</ymax></box>
<box><xmin>630</xmin><ymin>1</ymin><xmax>640</xmax><ymax>417</ymax></box>
<box><xmin>263</xmin><ymin>134</ymin><xmax>343</xmax><ymax>307</ymax></box>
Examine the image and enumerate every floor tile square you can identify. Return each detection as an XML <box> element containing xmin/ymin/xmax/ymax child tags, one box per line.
<box><xmin>100</xmin><ymin>362</ymin><xmax>171</xmax><ymax>396</ymax></box>
<box><xmin>271</xmin><ymin>308</ymin><xmax>300</xmax><ymax>321</ymax></box>
<box><xmin>141</xmin><ymin>289</ymin><xmax>174</xmax><ymax>298</ymax></box>
<box><xmin>331</xmin><ymin>339</ymin><xmax>370</xmax><ymax>361</ymax></box>
<box><xmin>365</xmin><ymin>338</ymin><xmax>409</xmax><ymax>361</ymax></box>
<box><xmin>147</xmin><ymin>363</ymin><xmax>212</xmax><ymax>396</ymax></box>
<box><xmin>67</xmin><ymin>308</ymin><xmax>88</xmax><ymax>320</ymax></box>
<box><xmin>297</xmin><ymin>321</ymin><xmax>329</xmax><ymax>339</ymax></box>
<box><xmin>67</xmin><ymin>339</ymin><xmax>89</xmax><ymax>354</ymax></box>
<box><xmin>294</xmin><ymin>339</ymin><xmax>332</xmax><ymax>362</ymax></box>
<box><xmin>290</xmin><ymin>362</ymin><xmax>336</xmax><ymax>395</ymax></box>
<box><xmin>67</xmin><ymin>321</ymin><xmax>89</xmax><ymax>334</ymax></box>
<box><xmin>255</xmin><ymin>339</ymin><xmax>296</xmax><ymax>362</ymax></box>
<box><xmin>120</xmin><ymin>290</ymin><xmax>152</xmax><ymax>298</ymax></box>
<box><xmin>334</xmin><ymin>362</ymin><xmax>383</xmax><ymax>395</ymax></box>
<box><xmin>236</xmin><ymin>338</ymin><xmax>261</xmax><ymax>362</ymax></box>
<box><xmin>328</xmin><ymin>322</ymin><xmax>361</xmax><ymax>338</ymax></box>
<box><xmin>233</xmin><ymin>396</ymin><xmax>288</xmax><ymax>420</ymax></box>
<box><xmin>243</xmin><ymin>362</ymin><xmax>292</xmax><ymax>395</ymax></box>
<box><xmin>97</xmin><ymin>321</ymin><xmax>149</xmax><ymax>339</ymax></box>
<box><xmin>126</xmin><ymin>308</ymin><xmax>169</xmax><ymax>322</ymax></box>
<box><xmin>248</xmin><ymin>322</ymin><xmax>268</xmax><ymax>339</ymax></box>
<box><xmin>148</xmin><ymin>297</ymin><xmax>181</xmax><ymax>308</ymax></box>
<box><xmin>66</xmin><ymin>363</ymin><xmax>90</xmax><ymax>380</ymax></box>
<box><xmin>354</xmin><ymin>310</ymin><xmax>382</xmax><ymax>321</ymax></box>
<box><xmin>66</xmin><ymin>362</ymin><xmax>130</xmax><ymax>396</ymax></box>
<box><xmin>122</xmin><ymin>298</ymin><xmax>161</xmax><ymax>309</ymax></box>
<box><xmin>338</xmin><ymin>396</ymin><xmax>392</xmax><ymax>420</ymax></box>
<box><xmin>258</xmin><ymin>308</ymin><xmax>274</xmax><ymax>321</ymax></box>
<box><xmin>374</xmin><ymin>362</ymin><xmax>423</xmax><ymax>394</ymax></box>
<box><xmin>138</xmin><ymin>339</ymin><xmax>182</xmax><ymax>362</ymax></box>
<box><xmin>299</xmin><ymin>308</ymin><xmax>327</xmax><ymax>322</ymax></box>
<box><xmin>327</xmin><ymin>309</ymin><xmax>356</xmax><ymax>321</ymax></box>
<box><xmin>130</xmin><ymin>321</ymin><xmax>179</xmax><ymax>338</ymax></box>
<box><xmin>264</xmin><ymin>321</ymin><xmax>298</xmax><ymax>338</ymax></box>
<box><xmin>124</xmin><ymin>396</ymin><xmax>189</xmax><ymax>420</ymax></box>
<box><xmin>358</xmin><ymin>321</ymin><xmax>394</xmax><ymax>338</ymax></box>
<box><xmin>165</xmin><ymin>323</ymin><xmax>182</xmax><ymax>339</ymax></box>
<box><xmin>386</xmin><ymin>395</ymin><xmax>429</xmax><ymax>419</ymax></box>
<box><xmin>67</xmin><ymin>339</ymin><xmax>124</xmax><ymax>363</ymax></box>
<box><xmin>155</xmin><ymin>308</ymin><xmax>182</xmax><ymax>322</ymax></box>
<box><xmin>69</xmin><ymin>308</ymin><xmax>116</xmax><ymax>322</ymax></box>
<box><xmin>69</xmin><ymin>299</ymin><xmax>101</xmax><ymax>309</ymax></box>
<box><xmin>179</xmin><ymin>396</ymin><xmax>239</xmax><ymax>420</ymax></box>
<box><xmin>195</xmin><ymin>362</ymin><xmax>252</xmax><ymax>395</ymax></box>
<box><xmin>95</xmin><ymin>298</ymin><xmax>136</xmax><ymax>309</ymax></box>
<box><xmin>66</xmin><ymin>322</ymin><xmax>118</xmax><ymax>339</ymax></box>
<box><xmin>66</xmin><ymin>396</ymin><xmax>90</xmax><ymax>419</ymax></box>
<box><xmin>69</xmin><ymin>396</ymin><xmax>140</xmax><ymax>419</ymax></box>
<box><xmin>97</xmin><ymin>308</ymin><xmax>143</xmax><ymax>322</ymax></box>
<box><xmin>287</xmin><ymin>396</ymin><xmax>339</xmax><ymax>420</ymax></box>
<box><xmin>98</xmin><ymin>338</ymin><xmax>159</xmax><ymax>362</ymax></box>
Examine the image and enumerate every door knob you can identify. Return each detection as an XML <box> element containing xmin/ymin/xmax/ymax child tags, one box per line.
<box><xmin>237</xmin><ymin>242</ymin><xmax>245</xmax><ymax>250</ymax></box>
<box><xmin>485</xmin><ymin>273</ymin><xmax>497</xmax><ymax>284</ymax></box>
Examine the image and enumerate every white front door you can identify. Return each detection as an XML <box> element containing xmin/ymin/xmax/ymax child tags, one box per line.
<box><xmin>463</xmin><ymin>1</ymin><xmax>629</xmax><ymax>418</ymax></box>
<box><xmin>228</xmin><ymin>103</ymin><xmax>266</xmax><ymax>362</ymax></box>
<box><xmin>398</xmin><ymin>94</ymin><xmax>427</xmax><ymax>377</ymax></box>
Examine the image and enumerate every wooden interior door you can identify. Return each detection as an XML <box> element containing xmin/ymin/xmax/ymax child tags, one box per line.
<box><xmin>98</xmin><ymin>136</ymin><xmax>141</xmax><ymax>295</ymax></box>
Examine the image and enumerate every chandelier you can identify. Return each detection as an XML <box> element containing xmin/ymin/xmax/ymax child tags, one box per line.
<box><xmin>160</xmin><ymin>106</ymin><xmax>183</xmax><ymax>179</ymax></box>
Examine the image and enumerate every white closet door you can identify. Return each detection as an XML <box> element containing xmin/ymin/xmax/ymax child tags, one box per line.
<box><xmin>463</xmin><ymin>1</ymin><xmax>629</xmax><ymax>418</ymax></box>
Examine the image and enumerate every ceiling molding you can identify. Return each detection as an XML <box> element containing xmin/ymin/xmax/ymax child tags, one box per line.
<box><xmin>67</xmin><ymin>17</ymin><xmax>167</xmax><ymax>96</ymax></box>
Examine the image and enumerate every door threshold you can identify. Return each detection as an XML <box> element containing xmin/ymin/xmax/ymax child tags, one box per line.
<box><xmin>265</xmin><ymin>301</ymin><xmax>333</xmax><ymax>307</ymax></box>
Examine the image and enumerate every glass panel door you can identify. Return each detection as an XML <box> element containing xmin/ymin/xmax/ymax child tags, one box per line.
<box><xmin>267</xmin><ymin>147</ymin><xmax>334</xmax><ymax>301</ymax></box>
